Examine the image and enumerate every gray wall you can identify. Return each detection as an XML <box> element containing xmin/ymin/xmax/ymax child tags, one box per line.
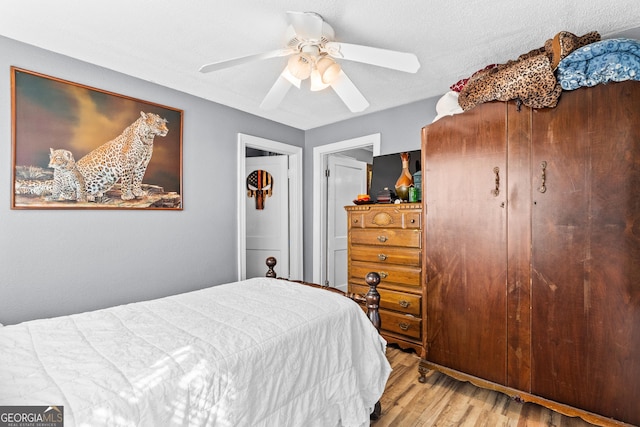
<box><xmin>0</xmin><ymin>36</ymin><xmax>440</xmax><ymax>325</ymax></box>
<box><xmin>0</xmin><ymin>36</ymin><xmax>304</xmax><ymax>325</ymax></box>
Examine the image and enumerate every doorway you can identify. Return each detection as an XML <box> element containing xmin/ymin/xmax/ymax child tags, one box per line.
<box><xmin>325</xmin><ymin>154</ymin><xmax>368</xmax><ymax>291</ymax></box>
<box><xmin>245</xmin><ymin>154</ymin><xmax>289</xmax><ymax>279</ymax></box>
<box><xmin>312</xmin><ymin>134</ymin><xmax>381</xmax><ymax>286</ymax></box>
<box><xmin>237</xmin><ymin>133</ymin><xmax>302</xmax><ymax>281</ymax></box>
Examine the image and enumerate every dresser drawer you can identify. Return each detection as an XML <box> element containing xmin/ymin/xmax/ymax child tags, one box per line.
<box><xmin>380</xmin><ymin>310</ymin><xmax>421</xmax><ymax>340</ymax></box>
<box><xmin>350</xmin><ymin>261</ymin><xmax>421</xmax><ymax>289</ymax></box>
<box><xmin>349</xmin><ymin>206</ymin><xmax>421</xmax><ymax>230</ymax></box>
<box><xmin>350</xmin><ymin>245</ymin><xmax>421</xmax><ymax>267</ymax></box>
<box><xmin>351</xmin><ymin>283</ymin><xmax>421</xmax><ymax>316</ymax></box>
<box><xmin>350</xmin><ymin>228</ymin><xmax>421</xmax><ymax>248</ymax></box>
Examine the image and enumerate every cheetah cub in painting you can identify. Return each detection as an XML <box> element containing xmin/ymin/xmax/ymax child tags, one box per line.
<box><xmin>76</xmin><ymin>111</ymin><xmax>169</xmax><ymax>201</ymax></box>
<box><xmin>45</xmin><ymin>148</ymin><xmax>87</xmax><ymax>202</ymax></box>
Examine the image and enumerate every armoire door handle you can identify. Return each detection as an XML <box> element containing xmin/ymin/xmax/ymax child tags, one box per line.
<box><xmin>538</xmin><ymin>161</ymin><xmax>547</xmax><ymax>193</ymax></box>
<box><xmin>491</xmin><ymin>167</ymin><xmax>500</xmax><ymax>196</ymax></box>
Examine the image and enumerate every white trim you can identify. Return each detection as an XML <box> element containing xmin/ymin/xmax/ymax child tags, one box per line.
<box><xmin>312</xmin><ymin>134</ymin><xmax>381</xmax><ymax>284</ymax></box>
<box><xmin>237</xmin><ymin>133</ymin><xmax>303</xmax><ymax>280</ymax></box>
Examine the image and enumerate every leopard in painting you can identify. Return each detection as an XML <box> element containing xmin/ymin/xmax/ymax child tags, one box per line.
<box><xmin>14</xmin><ymin>179</ymin><xmax>53</xmax><ymax>197</ymax></box>
<box><xmin>45</xmin><ymin>148</ymin><xmax>87</xmax><ymax>202</ymax></box>
<box><xmin>76</xmin><ymin>111</ymin><xmax>169</xmax><ymax>201</ymax></box>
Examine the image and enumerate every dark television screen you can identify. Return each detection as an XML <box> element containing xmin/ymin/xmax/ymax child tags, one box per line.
<box><xmin>369</xmin><ymin>150</ymin><xmax>421</xmax><ymax>202</ymax></box>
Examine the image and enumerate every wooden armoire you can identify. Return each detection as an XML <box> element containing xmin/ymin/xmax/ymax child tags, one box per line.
<box><xmin>420</xmin><ymin>81</ymin><xmax>640</xmax><ymax>427</ymax></box>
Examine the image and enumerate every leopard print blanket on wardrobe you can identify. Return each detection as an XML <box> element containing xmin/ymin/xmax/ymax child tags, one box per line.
<box><xmin>457</xmin><ymin>31</ymin><xmax>601</xmax><ymax>111</ymax></box>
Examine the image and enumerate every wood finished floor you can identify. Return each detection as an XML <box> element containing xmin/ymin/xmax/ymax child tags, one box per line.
<box><xmin>373</xmin><ymin>346</ymin><xmax>599</xmax><ymax>427</ymax></box>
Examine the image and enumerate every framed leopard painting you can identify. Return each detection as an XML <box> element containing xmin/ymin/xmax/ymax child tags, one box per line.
<box><xmin>11</xmin><ymin>67</ymin><xmax>183</xmax><ymax>210</ymax></box>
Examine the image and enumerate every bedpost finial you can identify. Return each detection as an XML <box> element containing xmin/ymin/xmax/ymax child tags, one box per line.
<box><xmin>266</xmin><ymin>256</ymin><xmax>277</xmax><ymax>278</ymax></box>
<box><xmin>365</xmin><ymin>272</ymin><xmax>381</xmax><ymax>287</ymax></box>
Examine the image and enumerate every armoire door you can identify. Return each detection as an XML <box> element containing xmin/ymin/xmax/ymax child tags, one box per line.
<box><xmin>530</xmin><ymin>81</ymin><xmax>640</xmax><ymax>426</ymax></box>
<box><xmin>423</xmin><ymin>101</ymin><xmax>509</xmax><ymax>384</ymax></box>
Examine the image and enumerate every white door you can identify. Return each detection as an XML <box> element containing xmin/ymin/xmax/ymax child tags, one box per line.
<box><xmin>326</xmin><ymin>155</ymin><xmax>367</xmax><ymax>291</ymax></box>
<box><xmin>245</xmin><ymin>155</ymin><xmax>289</xmax><ymax>279</ymax></box>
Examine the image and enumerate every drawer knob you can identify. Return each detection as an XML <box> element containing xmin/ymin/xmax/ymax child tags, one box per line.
<box><xmin>398</xmin><ymin>300</ymin><xmax>410</xmax><ymax>308</ymax></box>
<box><xmin>377</xmin><ymin>235</ymin><xmax>388</xmax><ymax>243</ymax></box>
<box><xmin>399</xmin><ymin>322</ymin><xmax>410</xmax><ymax>331</ymax></box>
<box><xmin>378</xmin><ymin>271</ymin><xmax>388</xmax><ymax>279</ymax></box>
<box><xmin>353</xmin><ymin>219</ymin><xmax>359</xmax><ymax>223</ymax></box>
<box><xmin>378</xmin><ymin>253</ymin><xmax>387</xmax><ymax>261</ymax></box>
<box><xmin>410</xmin><ymin>219</ymin><xmax>415</xmax><ymax>223</ymax></box>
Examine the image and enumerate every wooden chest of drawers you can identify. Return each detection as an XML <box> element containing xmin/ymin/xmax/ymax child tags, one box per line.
<box><xmin>345</xmin><ymin>203</ymin><xmax>423</xmax><ymax>353</ymax></box>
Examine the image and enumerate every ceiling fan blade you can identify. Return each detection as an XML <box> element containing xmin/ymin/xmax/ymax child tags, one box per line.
<box><xmin>330</xmin><ymin>70</ymin><xmax>369</xmax><ymax>112</ymax></box>
<box><xmin>260</xmin><ymin>68</ymin><xmax>301</xmax><ymax>110</ymax></box>
<box><xmin>325</xmin><ymin>42</ymin><xmax>420</xmax><ymax>73</ymax></box>
<box><xmin>199</xmin><ymin>49</ymin><xmax>293</xmax><ymax>73</ymax></box>
<box><xmin>286</xmin><ymin>11</ymin><xmax>324</xmax><ymax>41</ymax></box>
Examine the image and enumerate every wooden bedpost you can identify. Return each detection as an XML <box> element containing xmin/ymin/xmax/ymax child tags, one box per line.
<box><xmin>265</xmin><ymin>256</ymin><xmax>277</xmax><ymax>278</ymax></box>
<box><xmin>364</xmin><ymin>272</ymin><xmax>382</xmax><ymax>420</ymax></box>
<box><xmin>364</xmin><ymin>272</ymin><xmax>381</xmax><ymax>332</ymax></box>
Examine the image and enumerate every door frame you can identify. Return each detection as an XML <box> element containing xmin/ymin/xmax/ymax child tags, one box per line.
<box><xmin>237</xmin><ymin>133</ymin><xmax>303</xmax><ymax>281</ymax></box>
<box><xmin>312</xmin><ymin>133</ymin><xmax>381</xmax><ymax>284</ymax></box>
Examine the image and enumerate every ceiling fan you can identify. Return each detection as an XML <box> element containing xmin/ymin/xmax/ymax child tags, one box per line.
<box><xmin>199</xmin><ymin>11</ymin><xmax>421</xmax><ymax>113</ymax></box>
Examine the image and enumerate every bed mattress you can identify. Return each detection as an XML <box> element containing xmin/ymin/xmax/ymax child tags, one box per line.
<box><xmin>0</xmin><ymin>277</ymin><xmax>391</xmax><ymax>426</ymax></box>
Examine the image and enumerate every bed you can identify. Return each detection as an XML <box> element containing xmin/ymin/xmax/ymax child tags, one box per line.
<box><xmin>0</xmin><ymin>258</ymin><xmax>390</xmax><ymax>427</ymax></box>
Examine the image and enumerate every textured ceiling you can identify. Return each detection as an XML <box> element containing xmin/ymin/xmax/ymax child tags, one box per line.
<box><xmin>2</xmin><ymin>1</ymin><xmax>639</xmax><ymax>130</ymax></box>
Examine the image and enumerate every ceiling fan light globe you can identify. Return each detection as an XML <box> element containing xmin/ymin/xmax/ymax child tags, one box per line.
<box><xmin>287</xmin><ymin>53</ymin><xmax>312</xmax><ymax>80</ymax></box>
<box><xmin>310</xmin><ymin>69</ymin><xmax>330</xmax><ymax>91</ymax></box>
<box><xmin>316</xmin><ymin>56</ymin><xmax>341</xmax><ymax>84</ymax></box>
<box><xmin>321</xmin><ymin>63</ymin><xmax>341</xmax><ymax>84</ymax></box>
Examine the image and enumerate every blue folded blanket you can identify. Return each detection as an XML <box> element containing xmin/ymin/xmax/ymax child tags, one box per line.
<box><xmin>557</xmin><ymin>38</ymin><xmax>640</xmax><ymax>90</ymax></box>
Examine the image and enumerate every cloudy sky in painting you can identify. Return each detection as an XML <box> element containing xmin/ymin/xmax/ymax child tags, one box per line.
<box><xmin>13</xmin><ymin>69</ymin><xmax>182</xmax><ymax>193</ymax></box>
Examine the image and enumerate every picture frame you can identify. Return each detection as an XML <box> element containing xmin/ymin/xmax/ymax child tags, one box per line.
<box><xmin>11</xmin><ymin>67</ymin><xmax>183</xmax><ymax>210</ymax></box>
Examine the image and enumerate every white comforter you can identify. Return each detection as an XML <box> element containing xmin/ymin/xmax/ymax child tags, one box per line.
<box><xmin>0</xmin><ymin>277</ymin><xmax>391</xmax><ymax>427</ymax></box>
